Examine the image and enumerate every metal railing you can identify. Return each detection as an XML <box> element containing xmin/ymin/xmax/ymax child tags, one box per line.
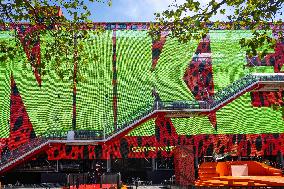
<box><xmin>74</xmin><ymin>130</ymin><xmax>103</xmax><ymax>140</ymax></box>
<box><xmin>156</xmin><ymin>100</ymin><xmax>204</xmax><ymax>110</ymax></box>
<box><xmin>35</xmin><ymin>73</ymin><xmax>284</xmax><ymax>141</ymax></box>
<box><xmin>105</xmin><ymin>105</ymin><xmax>154</xmax><ymax>139</ymax></box>
<box><xmin>102</xmin><ymin>73</ymin><xmax>284</xmax><ymax>140</ymax></box>
<box><xmin>44</xmin><ymin>130</ymin><xmax>68</xmax><ymax>140</ymax></box>
<box><xmin>0</xmin><ymin>73</ymin><xmax>283</xmax><ymax>172</ymax></box>
<box><xmin>156</xmin><ymin>74</ymin><xmax>284</xmax><ymax>111</ymax></box>
<box><xmin>43</xmin><ymin>130</ymin><xmax>104</xmax><ymax>140</ymax></box>
<box><xmin>0</xmin><ymin>138</ymin><xmax>48</xmax><ymax>171</ymax></box>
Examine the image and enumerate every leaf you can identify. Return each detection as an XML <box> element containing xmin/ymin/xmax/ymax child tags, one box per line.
<box><xmin>220</xmin><ymin>9</ymin><xmax>225</xmax><ymax>15</ymax></box>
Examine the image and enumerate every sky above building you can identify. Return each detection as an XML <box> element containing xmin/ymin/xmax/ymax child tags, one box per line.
<box><xmin>86</xmin><ymin>0</ymin><xmax>283</xmax><ymax>22</ymax></box>
<box><xmin>88</xmin><ymin>0</ymin><xmax>226</xmax><ymax>22</ymax></box>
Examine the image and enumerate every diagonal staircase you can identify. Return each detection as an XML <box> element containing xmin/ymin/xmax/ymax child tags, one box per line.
<box><xmin>0</xmin><ymin>73</ymin><xmax>283</xmax><ymax>174</ymax></box>
<box><xmin>0</xmin><ymin>138</ymin><xmax>49</xmax><ymax>174</ymax></box>
<box><xmin>103</xmin><ymin>73</ymin><xmax>284</xmax><ymax>142</ymax></box>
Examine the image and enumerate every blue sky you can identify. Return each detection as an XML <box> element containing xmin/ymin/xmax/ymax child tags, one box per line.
<box><xmin>85</xmin><ymin>0</ymin><xmax>283</xmax><ymax>22</ymax></box>
<box><xmin>87</xmin><ymin>0</ymin><xmax>181</xmax><ymax>22</ymax></box>
<box><xmin>88</xmin><ymin>0</ymin><xmax>232</xmax><ymax>21</ymax></box>
<box><xmin>86</xmin><ymin>0</ymin><xmax>207</xmax><ymax>22</ymax></box>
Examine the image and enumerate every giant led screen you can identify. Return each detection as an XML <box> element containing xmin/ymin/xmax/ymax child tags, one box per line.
<box><xmin>1</xmin><ymin>27</ymin><xmax>284</xmax><ymax>141</ymax></box>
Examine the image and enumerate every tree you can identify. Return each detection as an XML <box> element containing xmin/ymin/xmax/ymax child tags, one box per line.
<box><xmin>149</xmin><ymin>0</ymin><xmax>283</xmax><ymax>58</ymax></box>
<box><xmin>0</xmin><ymin>0</ymin><xmax>111</xmax><ymax>80</ymax></box>
<box><xmin>0</xmin><ymin>0</ymin><xmax>110</xmax><ymax>130</ymax></box>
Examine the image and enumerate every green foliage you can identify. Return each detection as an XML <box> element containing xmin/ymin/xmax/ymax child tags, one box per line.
<box><xmin>149</xmin><ymin>0</ymin><xmax>283</xmax><ymax>58</ymax></box>
<box><xmin>0</xmin><ymin>32</ymin><xmax>24</xmax><ymax>63</ymax></box>
<box><xmin>40</xmin><ymin>30</ymin><xmax>99</xmax><ymax>84</ymax></box>
<box><xmin>0</xmin><ymin>0</ymin><xmax>111</xmax><ymax>83</ymax></box>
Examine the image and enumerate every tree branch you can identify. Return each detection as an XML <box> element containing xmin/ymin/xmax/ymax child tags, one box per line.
<box><xmin>199</xmin><ymin>0</ymin><xmax>226</xmax><ymax>21</ymax></box>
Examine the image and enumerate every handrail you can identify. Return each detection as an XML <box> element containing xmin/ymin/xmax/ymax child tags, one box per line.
<box><xmin>0</xmin><ymin>138</ymin><xmax>48</xmax><ymax>171</ymax></box>
<box><xmin>102</xmin><ymin>73</ymin><xmax>284</xmax><ymax>140</ymax></box>
<box><xmin>39</xmin><ymin>73</ymin><xmax>284</xmax><ymax>141</ymax></box>
<box><xmin>0</xmin><ymin>73</ymin><xmax>283</xmax><ymax>172</ymax></box>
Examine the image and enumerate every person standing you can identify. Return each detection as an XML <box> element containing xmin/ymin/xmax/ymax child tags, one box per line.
<box><xmin>152</xmin><ymin>86</ymin><xmax>161</xmax><ymax>110</ymax></box>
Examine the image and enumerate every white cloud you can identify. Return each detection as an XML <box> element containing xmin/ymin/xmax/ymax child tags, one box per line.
<box><xmin>92</xmin><ymin>0</ymin><xmax>283</xmax><ymax>22</ymax></box>
<box><xmin>142</xmin><ymin>0</ymin><xmax>185</xmax><ymax>11</ymax></box>
<box><xmin>110</xmin><ymin>0</ymin><xmax>187</xmax><ymax>21</ymax></box>
<box><xmin>114</xmin><ymin>0</ymin><xmax>229</xmax><ymax>21</ymax></box>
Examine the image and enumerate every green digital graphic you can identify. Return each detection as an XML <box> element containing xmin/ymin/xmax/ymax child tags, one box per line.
<box><xmin>0</xmin><ymin>30</ymin><xmax>283</xmax><ymax>138</ymax></box>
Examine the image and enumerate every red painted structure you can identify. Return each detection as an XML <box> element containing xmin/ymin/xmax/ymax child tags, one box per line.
<box><xmin>0</xmin><ymin>22</ymin><xmax>284</xmax><ymax>175</ymax></box>
<box><xmin>174</xmin><ymin>145</ymin><xmax>195</xmax><ymax>186</ymax></box>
